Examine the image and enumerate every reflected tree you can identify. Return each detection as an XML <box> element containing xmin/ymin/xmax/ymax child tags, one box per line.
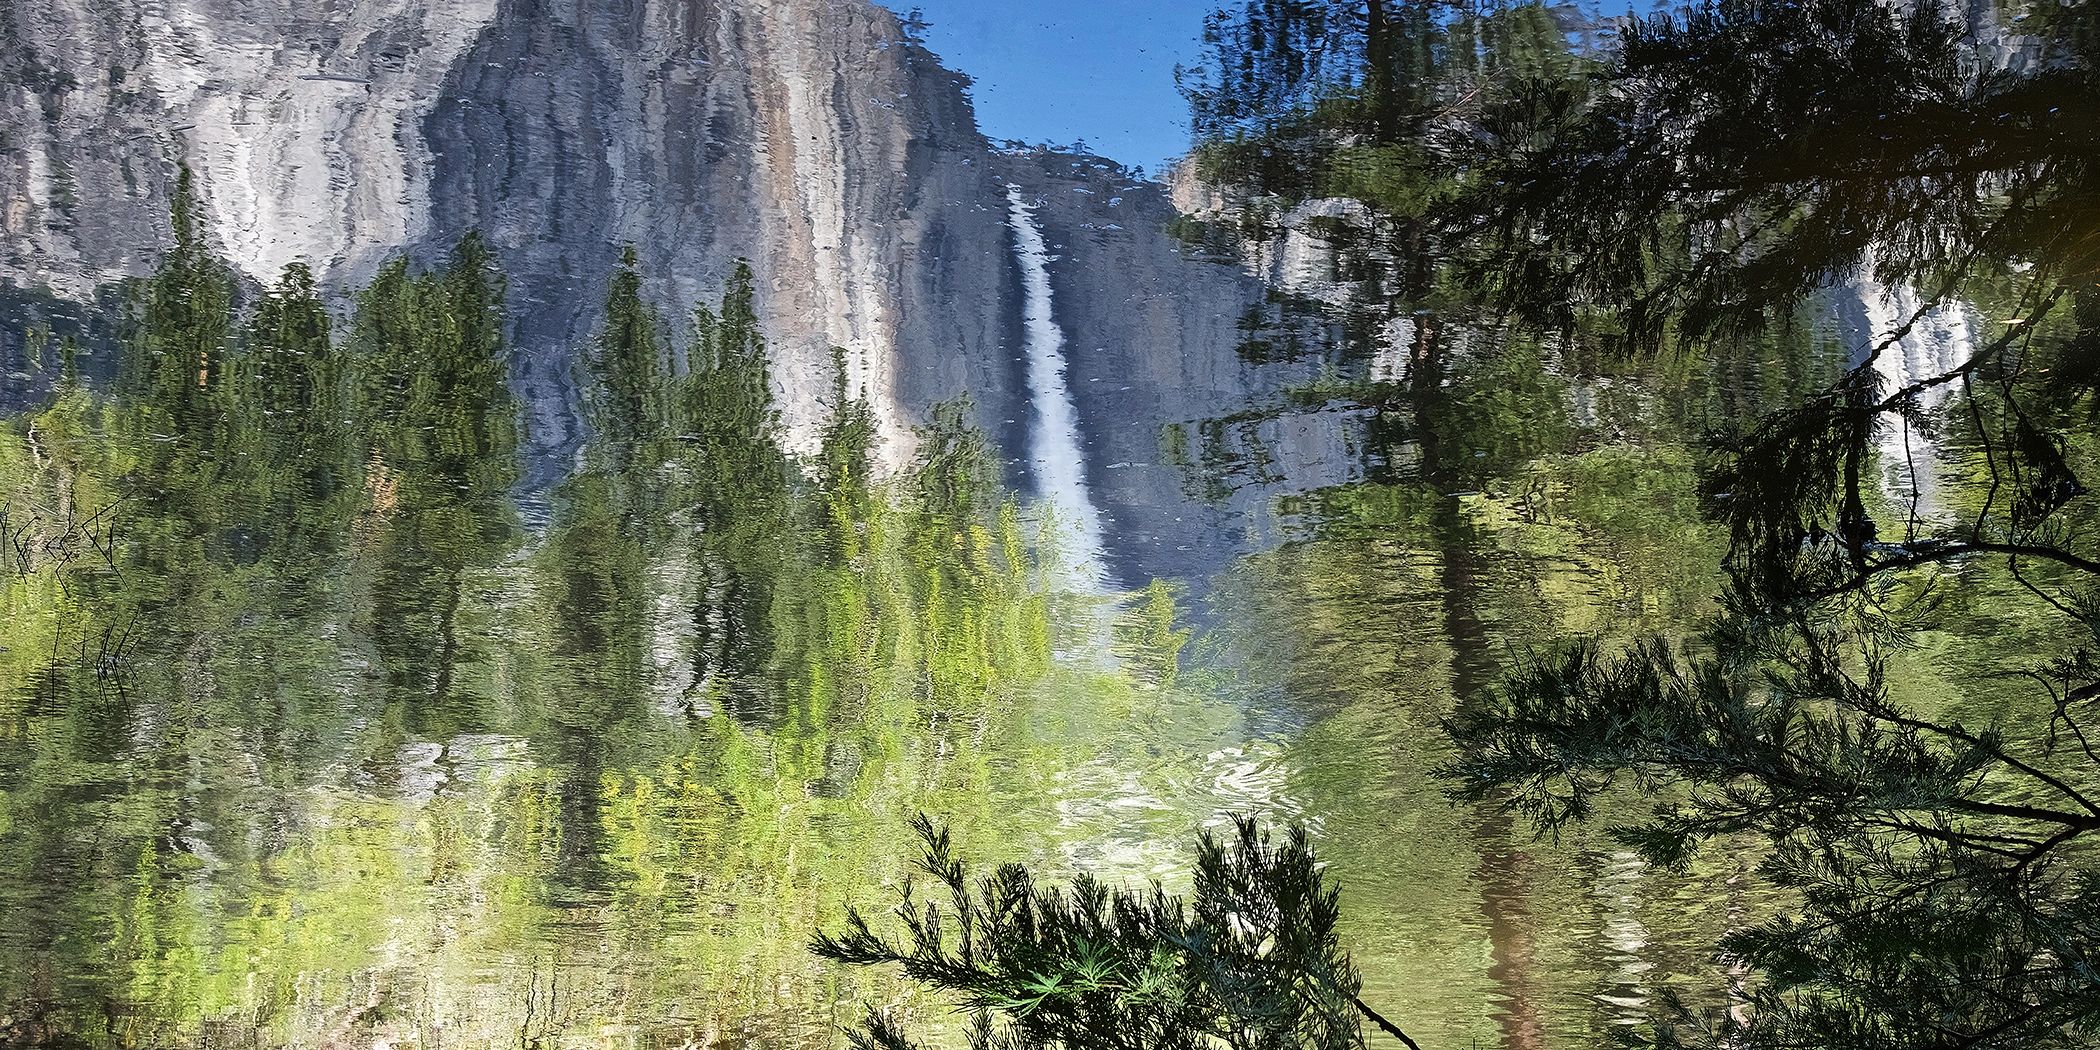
<box><xmin>121</xmin><ymin>166</ymin><xmax>235</xmax><ymax>451</ymax></box>
<box><xmin>673</xmin><ymin>261</ymin><xmax>793</xmax><ymax>720</ymax></box>
<box><xmin>1421</xmin><ymin>2</ymin><xmax>2100</xmax><ymax>1048</ymax></box>
<box><xmin>1162</xmin><ymin>1</ymin><xmax>2100</xmax><ymax>1048</ymax></box>
<box><xmin>1449</xmin><ymin>0</ymin><xmax>2100</xmax><ymax>348</ymax></box>
<box><xmin>0</xmin><ymin>169</ymin><xmax>1078</xmax><ymax>1050</ymax></box>
<box><xmin>350</xmin><ymin>232</ymin><xmax>522</xmax><ymax>729</ymax></box>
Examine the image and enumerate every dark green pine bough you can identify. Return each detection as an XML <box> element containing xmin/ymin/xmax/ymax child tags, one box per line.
<box><xmin>813</xmin><ymin>816</ymin><xmax>1421</xmax><ymax>1050</ymax></box>
<box><xmin>816</xmin><ymin>0</ymin><xmax>2100</xmax><ymax>1047</ymax></box>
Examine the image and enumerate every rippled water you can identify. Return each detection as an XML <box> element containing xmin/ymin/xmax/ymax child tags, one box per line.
<box><xmin>0</xmin><ymin>320</ymin><xmax>1849</xmax><ymax>1049</ymax></box>
<box><xmin>0</xmin><ymin>4</ymin><xmax>2026</xmax><ymax>1047</ymax></box>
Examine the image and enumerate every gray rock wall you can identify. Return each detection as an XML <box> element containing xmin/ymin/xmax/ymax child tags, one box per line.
<box><xmin>998</xmin><ymin>150</ymin><xmax>1364</xmax><ymax>583</ymax></box>
<box><xmin>0</xmin><ymin>0</ymin><xmax>1024</xmax><ymax>471</ymax></box>
<box><xmin>0</xmin><ymin>0</ymin><xmax>1361</xmax><ymax>577</ymax></box>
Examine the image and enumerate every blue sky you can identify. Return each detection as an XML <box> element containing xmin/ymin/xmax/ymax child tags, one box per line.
<box><xmin>876</xmin><ymin>1</ymin><xmax>1219</xmax><ymax>174</ymax></box>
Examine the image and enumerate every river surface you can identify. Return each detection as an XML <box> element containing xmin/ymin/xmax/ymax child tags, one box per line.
<box><xmin>1</xmin><ymin>293</ymin><xmax>1944</xmax><ymax>1049</ymax></box>
<box><xmin>0</xmin><ymin>13</ymin><xmax>2030</xmax><ymax>1050</ymax></box>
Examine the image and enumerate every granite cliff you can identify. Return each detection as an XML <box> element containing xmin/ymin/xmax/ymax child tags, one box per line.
<box><xmin>0</xmin><ymin>0</ymin><xmax>1358</xmax><ymax>578</ymax></box>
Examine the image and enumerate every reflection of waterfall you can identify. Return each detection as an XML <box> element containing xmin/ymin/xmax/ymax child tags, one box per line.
<box><xmin>1850</xmin><ymin>272</ymin><xmax>1979</xmax><ymax>523</ymax></box>
<box><xmin>1595</xmin><ymin>851</ymin><xmax>1654</xmax><ymax>1026</ymax></box>
<box><xmin>1005</xmin><ymin>184</ymin><xmax>1114</xmax><ymax>592</ymax></box>
<box><xmin>1044</xmin><ymin>739</ymin><xmax>1302</xmax><ymax>881</ymax></box>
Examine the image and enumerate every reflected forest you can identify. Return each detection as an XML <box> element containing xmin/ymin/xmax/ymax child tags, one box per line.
<box><xmin>0</xmin><ymin>0</ymin><xmax>2096</xmax><ymax>1048</ymax></box>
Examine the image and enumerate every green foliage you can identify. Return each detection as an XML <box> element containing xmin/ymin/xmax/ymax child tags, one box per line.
<box><xmin>353</xmin><ymin>232</ymin><xmax>520</xmax><ymax>498</ymax></box>
<box><xmin>1426</xmin><ymin>341</ymin><xmax>1572</xmax><ymax>482</ymax></box>
<box><xmin>338</xmin><ymin>233</ymin><xmax>523</xmax><ymax>714</ymax></box>
<box><xmin>122</xmin><ymin>165</ymin><xmax>235</xmax><ymax>448</ymax></box>
<box><xmin>1449</xmin><ymin>0</ymin><xmax>2099</xmax><ymax>345</ymax></box>
<box><xmin>1182</xmin><ymin>0</ymin><xmax>2096</xmax><ymax>363</ymax></box>
<box><xmin>910</xmin><ymin>398</ymin><xmax>997</xmax><ymax>528</ymax></box>
<box><xmin>234</xmin><ymin>263</ymin><xmax>355</xmax><ymax>517</ymax></box>
<box><xmin>0</xmin><ymin>175</ymin><xmax>1099</xmax><ymax>1049</ymax></box>
<box><xmin>1412</xmin><ymin>6</ymin><xmax>2100</xmax><ymax>1046</ymax></box>
<box><xmin>1116</xmin><ymin>579</ymin><xmax>1194</xmax><ymax>688</ymax></box>
<box><xmin>1178</xmin><ymin>0</ymin><xmax>1589</xmax><ymax>281</ymax></box>
<box><xmin>815</xmin><ymin>815</ymin><xmax>1400</xmax><ymax>1050</ymax></box>
<box><xmin>243</xmin><ymin>262</ymin><xmax>337</xmax><ymax>425</ymax></box>
<box><xmin>1443</xmin><ymin>616</ymin><xmax>2100</xmax><ymax>1049</ymax></box>
<box><xmin>1170</xmin><ymin>3</ymin><xmax>2100</xmax><ymax>1048</ymax></box>
<box><xmin>585</xmin><ymin>244</ymin><xmax>671</xmax><ymax>453</ymax></box>
<box><xmin>820</xmin><ymin>345</ymin><xmax>881</xmax><ymax>499</ymax></box>
<box><xmin>675</xmin><ymin>261</ymin><xmax>791</xmax><ymax>515</ymax></box>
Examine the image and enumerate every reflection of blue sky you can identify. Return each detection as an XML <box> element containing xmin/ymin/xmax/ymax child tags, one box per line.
<box><xmin>875</xmin><ymin>1</ymin><xmax>1218</xmax><ymax>174</ymax></box>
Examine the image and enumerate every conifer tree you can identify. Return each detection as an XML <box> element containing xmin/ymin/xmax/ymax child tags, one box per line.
<box><xmin>817</xmin><ymin>345</ymin><xmax>879</xmax><ymax>500</ymax></box>
<box><xmin>677</xmin><ymin>261</ymin><xmax>789</xmax><ymax>514</ymax></box>
<box><xmin>585</xmin><ymin>245</ymin><xmax>669</xmax><ymax>456</ymax></box>
<box><xmin>1413</xmin><ymin>2</ymin><xmax>2100</xmax><ymax>1046</ymax></box>
<box><xmin>930</xmin><ymin>4</ymin><xmax>2100</xmax><ymax>1049</ymax></box>
<box><xmin>672</xmin><ymin>263</ymin><xmax>794</xmax><ymax>715</ymax></box>
<box><xmin>352</xmin><ymin>233</ymin><xmax>520</xmax><ymax>496</ymax></box>
<box><xmin>816</xmin><ymin>816</ymin><xmax>1415</xmax><ymax>1050</ymax></box>
<box><xmin>125</xmin><ymin>165</ymin><xmax>236</xmax><ymax>444</ymax></box>
<box><xmin>347</xmin><ymin>234</ymin><xmax>522</xmax><ymax>722</ymax></box>
<box><xmin>909</xmin><ymin>398</ymin><xmax>995</xmax><ymax>529</ymax></box>
<box><xmin>245</xmin><ymin>262</ymin><xmax>336</xmax><ymax>426</ymax></box>
<box><xmin>225</xmin><ymin>261</ymin><xmax>353</xmax><ymax>531</ymax></box>
<box><xmin>1447</xmin><ymin>0</ymin><xmax>2100</xmax><ymax>346</ymax></box>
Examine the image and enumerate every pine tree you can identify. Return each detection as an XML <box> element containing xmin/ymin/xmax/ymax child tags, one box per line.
<box><xmin>245</xmin><ymin>262</ymin><xmax>341</xmax><ymax>443</ymax></box>
<box><xmin>346</xmin><ymin>234</ymin><xmax>522</xmax><ymax>720</ymax></box>
<box><xmin>817</xmin><ymin>345</ymin><xmax>879</xmax><ymax>500</ymax></box>
<box><xmin>352</xmin><ymin>232</ymin><xmax>520</xmax><ymax>496</ymax></box>
<box><xmin>1154</xmin><ymin>5</ymin><xmax>2100</xmax><ymax>1048</ymax></box>
<box><xmin>815</xmin><ymin>816</ymin><xmax>1417</xmax><ymax>1050</ymax></box>
<box><xmin>909</xmin><ymin>398</ymin><xmax>995</xmax><ymax>529</ymax></box>
<box><xmin>675</xmin><ymin>260</ymin><xmax>789</xmax><ymax>514</ymax></box>
<box><xmin>585</xmin><ymin>245</ymin><xmax>669</xmax><ymax>456</ymax></box>
<box><xmin>1418</xmin><ymin>5</ymin><xmax>2100</xmax><ymax>1047</ymax></box>
<box><xmin>125</xmin><ymin>165</ymin><xmax>236</xmax><ymax>445</ymax></box>
<box><xmin>223</xmin><ymin>261</ymin><xmax>353</xmax><ymax>535</ymax></box>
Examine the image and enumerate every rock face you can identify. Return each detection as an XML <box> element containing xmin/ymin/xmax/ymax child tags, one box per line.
<box><xmin>0</xmin><ymin>0</ymin><xmax>503</xmax><ymax>295</ymax></box>
<box><xmin>997</xmin><ymin>151</ymin><xmax>1364</xmax><ymax>584</ymax></box>
<box><xmin>1</xmin><ymin>0</ymin><xmax>1023</xmax><ymax>473</ymax></box>
<box><xmin>414</xmin><ymin>0</ymin><xmax>1029</xmax><ymax>470</ymax></box>
<box><xmin>0</xmin><ymin>0</ymin><xmax>1357</xmax><ymax>577</ymax></box>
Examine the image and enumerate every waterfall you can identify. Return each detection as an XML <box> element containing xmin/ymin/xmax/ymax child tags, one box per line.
<box><xmin>1005</xmin><ymin>184</ymin><xmax>1114</xmax><ymax>592</ymax></box>
<box><xmin>1851</xmin><ymin>270</ymin><xmax>1978</xmax><ymax>524</ymax></box>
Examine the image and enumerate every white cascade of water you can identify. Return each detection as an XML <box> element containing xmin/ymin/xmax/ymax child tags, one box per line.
<box><xmin>1005</xmin><ymin>184</ymin><xmax>1114</xmax><ymax>592</ymax></box>
<box><xmin>1852</xmin><ymin>270</ymin><xmax>1978</xmax><ymax>524</ymax></box>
